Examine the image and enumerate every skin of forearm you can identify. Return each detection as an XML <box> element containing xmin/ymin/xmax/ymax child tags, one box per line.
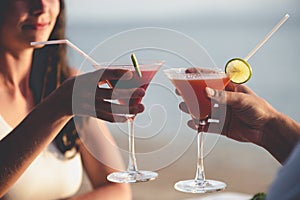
<box><xmin>262</xmin><ymin>111</ymin><xmax>300</xmax><ymax>164</ymax></box>
<box><xmin>0</xmin><ymin>90</ymin><xmax>73</xmax><ymax>197</ymax></box>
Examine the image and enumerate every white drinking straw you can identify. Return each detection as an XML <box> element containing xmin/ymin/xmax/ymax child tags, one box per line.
<box><xmin>31</xmin><ymin>39</ymin><xmax>143</xmax><ymax>77</ymax></box>
<box><xmin>244</xmin><ymin>14</ymin><xmax>290</xmax><ymax>61</ymax></box>
<box><xmin>31</xmin><ymin>39</ymin><xmax>99</xmax><ymax>66</ymax></box>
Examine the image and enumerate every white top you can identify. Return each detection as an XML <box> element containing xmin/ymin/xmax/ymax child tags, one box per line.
<box><xmin>0</xmin><ymin>115</ymin><xmax>83</xmax><ymax>200</ymax></box>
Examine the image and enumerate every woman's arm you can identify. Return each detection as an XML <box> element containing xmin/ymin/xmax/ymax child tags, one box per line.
<box><xmin>0</xmin><ymin>68</ymin><xmax>143</xmax><ymax>197</ymax></box>
<box><xmin>0</xmin><ymin>87</ymin><xmax>73</xmax><ymax>197</ymax></box>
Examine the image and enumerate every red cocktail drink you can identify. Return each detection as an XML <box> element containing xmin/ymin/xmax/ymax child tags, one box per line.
<box><xmin>171</xmin><ymin>74</ymin><xmax>230</xmax><ymax>120</ymax></box>
<box><xmin>109</xmin><ymin>69</ymin><xmax>159</xmax><ymax>105</ymax></box>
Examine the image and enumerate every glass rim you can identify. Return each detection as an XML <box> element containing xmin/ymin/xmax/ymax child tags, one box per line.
<box><xmin>94</xmin><ymin>60</ymin><xmax>165</xmax><ymax>69</ymax></box>
<box><xmin>164</xmin><ymin>67</ymin><xmax>228</xmax><ymax>80</ymax></box>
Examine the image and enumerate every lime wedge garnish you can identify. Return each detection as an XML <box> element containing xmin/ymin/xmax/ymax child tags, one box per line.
<box><xmin>131</xmin><ymin>53</ymin><xmax>142</xmax><ymax>77</ymax></box>
<box><xmin>225</xmin><ymin>58</ymin><xmax>252</xmax><ymax>84</ymax></box>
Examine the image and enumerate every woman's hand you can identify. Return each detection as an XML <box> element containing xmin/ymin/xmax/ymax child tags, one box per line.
<box><xmin>54</xmin><ymin>68</ymin><xmax>145</xmax><ymax>123</ymax></box>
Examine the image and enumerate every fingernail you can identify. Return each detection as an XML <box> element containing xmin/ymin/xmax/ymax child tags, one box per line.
<box><xmin>206</xmin><ymin>87</ymin><xmax>215</xmax><ymax>97</ymax></box>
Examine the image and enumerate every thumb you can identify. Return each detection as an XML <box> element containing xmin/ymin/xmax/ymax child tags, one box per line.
<box><xmin>206</xmin><ymin>87</ymin><xmax>244</xmax><ymax>106</ymax></box>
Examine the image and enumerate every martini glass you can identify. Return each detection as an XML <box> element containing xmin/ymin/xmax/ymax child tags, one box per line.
<box><xmin>164</xmin><ymin>67</ymin><xmax>229</xmax><ymax>193</ymax></box>
<box><xmin>107</xmin><ymin>60</ymin><xmax>163</xmax><ymax>183</ymax></box>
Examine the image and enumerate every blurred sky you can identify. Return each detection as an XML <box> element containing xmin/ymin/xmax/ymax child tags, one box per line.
<box><xmin>65</xmin><ymin>0</ymin><xmax>299</xmax><ymax>24</ymax></box>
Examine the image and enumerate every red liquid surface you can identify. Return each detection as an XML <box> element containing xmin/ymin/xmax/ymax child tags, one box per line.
<box><xmin>109</xmin><ymin>69</ymin><xmax>158</xmax><ymax>104</ymax></box>
<box><xmin>172</xmin><ymin>76</ymin><xmax>230</xmax><ymax>120</ymax></box>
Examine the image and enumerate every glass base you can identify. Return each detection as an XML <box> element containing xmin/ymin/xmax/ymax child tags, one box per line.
<box><xmin>107</xmin><ymin>170</ymin><xmax>158</xmax><ymax>183</ymax></box>
<box><xmin>174</xmin><ymin>179</ymin><xmax>226</xmax><ymax>193</ymax></box>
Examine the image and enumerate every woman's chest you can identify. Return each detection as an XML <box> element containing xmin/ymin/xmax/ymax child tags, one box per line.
<box><xmin>0</xmin><ymin>91</ymin><xmax>34</xmax><ymax>127</ymax></box>
<box><xmin>2</xmin><ymin>143</ymin><xmax>83</xmax><ymax>200</ymax></box>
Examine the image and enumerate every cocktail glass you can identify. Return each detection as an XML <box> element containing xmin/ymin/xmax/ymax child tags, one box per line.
<box><xmin>164</xmin><ymin>67</ymin><xmax>229</xmax><ymax>193</ymax></box>
<box><xmin>106</xmin><ymin>60</ymin><xmax>163</xmax><ymax>183</ymax></box>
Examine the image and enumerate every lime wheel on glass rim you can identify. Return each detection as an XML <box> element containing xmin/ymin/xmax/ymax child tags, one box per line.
<box><xmin>225</xmin><ymin>58</ymin><xmax>252</xmax><ymax>84</ymax></box>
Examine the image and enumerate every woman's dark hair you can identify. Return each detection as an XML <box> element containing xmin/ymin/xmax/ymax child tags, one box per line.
<box><xmin>32</xmin><ymin>0</ymin><xmax>80</xmax><ymax>158</ymax></box>
<box><xmin>0</xmin><ymin>0</ymin><xmax>80</xmax><ymax>157</ymax></box>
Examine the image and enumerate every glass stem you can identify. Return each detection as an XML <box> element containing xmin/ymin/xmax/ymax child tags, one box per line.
<box><xmin>127</xmin><ymin>117</ymin><xmax>138</xmax><ymax>172</ymax></box>
<box><xmin>195</xmin><ymin>126</ymin><xmax>206</xmax><ymax>183</ymax></box>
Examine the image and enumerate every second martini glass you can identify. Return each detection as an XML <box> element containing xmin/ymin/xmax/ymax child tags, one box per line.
<box><xmin>107</xmin><ymin>60</ymin><xmax>163</xmax><ymax>183</ymax></box>
<box><xmin>164</xmin><ymin>68</ymin><xmax>229</xmax><ymax>193</ymax></box>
